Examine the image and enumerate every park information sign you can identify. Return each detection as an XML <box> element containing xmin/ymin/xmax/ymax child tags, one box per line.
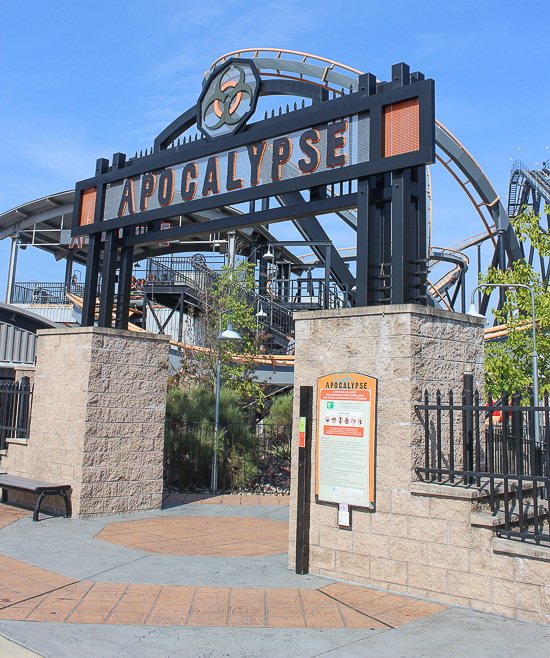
<box><xmin>316</xmin><ymin>373</ymin><xmax>377</xmax><ymax>509</ymax></box>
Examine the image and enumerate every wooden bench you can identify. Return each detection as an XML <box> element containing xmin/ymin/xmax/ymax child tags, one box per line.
<box><xmin>0</xmin><ymin>474</ymin><xmax>71</xmax><ymax>522</ymax></box>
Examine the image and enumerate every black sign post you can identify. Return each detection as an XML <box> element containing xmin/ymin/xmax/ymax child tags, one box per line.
<box><xmin>296</xmin><ymin>385</ymin><xmax>313</xmax><ymax>575</ymax></box>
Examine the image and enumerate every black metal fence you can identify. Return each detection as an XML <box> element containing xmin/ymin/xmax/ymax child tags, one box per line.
<box><xmin>415</xmin><ymin>386</ymin><xmax>550</xmax><ymax>544</ymax></box>
<box><xmin>164</xmin><ymin>422</ymin><xmax>291</xmax><ymax>494</ymax></box>
<box><xmin>0</xmin><ymin>378</ymin><xmax>33</xmax><ymax>450</ymax></box>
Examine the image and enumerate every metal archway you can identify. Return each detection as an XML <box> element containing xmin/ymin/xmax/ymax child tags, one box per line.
<box><xmin>203</xmin><ymin>48</ymin><xmax>523</xmax><ymax>311</ymax></box>
<box><xmin>70</xmin><ymin>48</ymin><xmax>526</xmax><ymax>329</ymax></box>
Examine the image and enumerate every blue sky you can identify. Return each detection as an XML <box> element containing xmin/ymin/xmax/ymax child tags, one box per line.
<box><xmin>1</xmin><ymin>0</ymin><xmax>549</xmax><ymax>296</ymax></box>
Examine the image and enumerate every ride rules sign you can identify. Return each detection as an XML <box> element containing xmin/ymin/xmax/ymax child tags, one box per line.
<box><xmin>315</xmin><ymin>373</ymin><xmax>377</xmax><ymax>509</ymax></box>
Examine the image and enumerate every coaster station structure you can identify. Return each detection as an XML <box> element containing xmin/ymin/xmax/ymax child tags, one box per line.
<box><xmin>1</xmin><ymin>49</ymin><xmax>549</xmax><ymax>353</ymax></box>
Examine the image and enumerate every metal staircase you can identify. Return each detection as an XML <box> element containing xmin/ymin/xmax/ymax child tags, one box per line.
<box><xmin>144</xmin><ymin>257</ymin><xmax>293</xmax><ymax>349</ymax></box>
<box><xmin>508</xmin><ymin>160</ymin><xmax>550</xmax><ymax>218</ymax></box>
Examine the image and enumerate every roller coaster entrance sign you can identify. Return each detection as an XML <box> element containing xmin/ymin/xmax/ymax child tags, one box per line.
<box><xmin>71</xmin><ymin>59</ymin><xmax>435</xmax><ymax>328</ymax></box>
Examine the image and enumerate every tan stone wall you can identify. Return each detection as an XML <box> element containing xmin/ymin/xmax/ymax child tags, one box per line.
<box><xmin>0</xmin><ymin>327</ymin><xmax>169</xmax><ymax>517</ymax></box>
<box><xmin>14</xmin><ymin>366</ymin><xmax>36</xmax><ymax>384</ymax></box>
<box><xmin>290</xmin><ymin>305</ymin><xmax>550</xmax><ymax>625</ymax></box>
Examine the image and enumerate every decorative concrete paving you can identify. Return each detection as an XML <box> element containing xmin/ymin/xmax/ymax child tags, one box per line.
<box><xmin>0</xmin><ymin>506</ymin><xmax>29</xmax><ymax>530</ymax></box>
<box><xmin>0</xmin><ymin>503</ymin><xmax>548</xmax><ymax>658</ymax></box>
<box><xmin>0</xmin><ymin>504</ymin><xmax>306</xmax><ymax>589</ymax></box>
<box><xmin>0</xmin><ymin>553</ymin><xmax>445</xmax><ymax>628</ymax></box>
<box><xmin>0</xmin><ymin>501</ymin><xmax>447</xmax><ymax>630</ymax></box>
<box><xmin>96</xmin><ymin>516</ymin><xmax>289</xmax><ymax>556</ymax></box>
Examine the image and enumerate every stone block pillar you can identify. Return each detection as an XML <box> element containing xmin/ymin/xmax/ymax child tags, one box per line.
<box><xmin>289</xmin><ymin>305</ymin><xmax>484</xmax><ymax>584</ymax></box>
<box><xmin>290</xmin><ymin>305</ymin><xmax>550</xmax><ymax>624</ymax></box>
<box><xmin>0</xmin><ymin>327</ymin><xmax>169</xmax><ymax>517</ymax></box>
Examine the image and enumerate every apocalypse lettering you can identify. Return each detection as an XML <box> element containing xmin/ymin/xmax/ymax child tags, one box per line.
<box><xmin>117</xmin><ymin>121</ymin><xmax>348</xmax><ymax>217</ymax></box>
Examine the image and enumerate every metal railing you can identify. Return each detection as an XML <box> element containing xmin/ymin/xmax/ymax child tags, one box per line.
<box><xmin>415</xmin><ymin>388</ymin><xmax>550</xmax><ymax>544</ymax></box>
<box><xmin>164</xmin><ymin>421</ymin><xmax>291</xmax><ymax>494</ymax></box>
<box><xmin>513</xmin><ymin>160</ymin><xmax>550</xmax><ymax>196</ymax></box>
<box><xmin>11</xmin><ymin>282</ymin><xmax>86</xmax><ymax>305</ymax></box>
<box><xmin>0</xmin><ymin>378</ymin><xmax>33</xmax><ymax>450</ymax></box>
<box><xmin>146</xmin><ymin>257</ymin><xmax>212</xmax><ymax>293</ymax></box>
<box><xmin>147</xmin><ymin>257</ymin><xmax>294</xmax><ymax>344</ymax></box>
<box><xmin>259</xmin><ymin>277</ymin><xmax>352</xmax><ymax>311</ymax></box>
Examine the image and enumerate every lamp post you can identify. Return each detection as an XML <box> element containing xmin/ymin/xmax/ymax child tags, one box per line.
<box><xmin>469</xmin><ymin>282</ymin><xmax>540</xmax><ymax>445</ymax></box>
<box><xmin>211</xmin><ymin>308</ymin><xmax>242</xmax><ymax>493</ymax></box>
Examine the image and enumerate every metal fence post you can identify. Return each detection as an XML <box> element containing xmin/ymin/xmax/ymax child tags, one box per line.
<box><xmin>16</xmin><ymin>376</ymin><xmax>31</xmax><ymax>437</ymax></box>
<box><xmin>463</xmin><ymin>370</ymin><xmax>474</xmax><ymax>483</ymax></box>
<box><xmin>221</xmin><ymin>425</ymin><xmax>228</xmax><ymax>495</ymax></box>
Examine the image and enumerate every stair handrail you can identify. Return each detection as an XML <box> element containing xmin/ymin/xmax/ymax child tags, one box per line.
<box><xmin>511</xmin><ymin>160</ymin><xmax>550</xmax><ymax>207</ymax></box>
<box><xmin>148</xmin><ymin>256</ymin><xmax>294</xmax><ymax>339</ymax></box>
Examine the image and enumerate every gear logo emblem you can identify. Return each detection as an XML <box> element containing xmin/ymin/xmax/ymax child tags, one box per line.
<box><xmin>198</xmin><ymin>59</ymin><xmax>260</xmax><ymax>140</ymax></box>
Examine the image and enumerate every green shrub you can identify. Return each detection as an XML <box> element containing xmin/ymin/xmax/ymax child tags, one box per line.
<box><xmin>265</xmin><ymin>392</ymin><xmax>293</xmax><ymax>428</ymax></box>
<box><xmin>165</xmin><ymin>384</ymin><xmax>258</xmax><ymax>491</ymax></box>
<box><xmin>166</xmin><ymin>385</ymin><xmax>246</xmax><ymax>425</ymax></box>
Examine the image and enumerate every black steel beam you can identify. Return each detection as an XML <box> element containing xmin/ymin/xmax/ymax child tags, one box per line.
<box><xmin>81</xmin><ymin>234</ymin><xmax>101</xmax><ymax>327</ymax></box>
<box><xmin>155</xmin><ymin>70</ymin><xmax>354</xmax><ymax>157</ymax></box>
<box><xmin>416</xmin><ymin>166</ymin><xmax>428</xmax><ymax>304</ymax></box>
<box><xmin>363</xmin><ymin>173</ymin><xmax>392</xmax><ymax>305</ymax></box>
<box><xmin>145</xmin><ymin>296</ymin><xmax>164</xmax><ymax>333</ymax></box>
<box><xmin>260</xmin><ymin>79</ymin><xmax>327</xmax><ymax>103</ymax></box>
<box><xmin>296</xmin><ymin>385</ymin><xmax>312</xmax><ymax>575</ymax></box>
<box><xmin>98</xmin><ymin>231</ymin><xmax>118</xmax><ymax>328</ymax></box>
<box><xmin>115</xmin><ymin>245</ymin><xmax>134</xmax><ymax>330</ymax></box>
<box><xmin>279</xmin><ymin>190</ymin><xmax>356</xmax><ymax>289</ymax></box>
<box><xmin>391</xmin><ymin>169</ymin><xmax>412</xmax><ymax>305</ymax></box>
<box><xmin>71</xmin><ymin>78</ymin><xmax>435</xmax><ymax>239</ymax></box>
<box><xmin>154</xmin><ymin>105</ymin><xmax>198</xmax><ymax>152</ymax></box>
<box><xmin>117</xmin><ymin>193</ymin><xmax>357</xmax><ymax>250</ymax></box>
<box><xmin>64</xmin><ymin>254</ymin><xmax>73</xmax><ymax>289</ymax></box>
<box><xmin>355</xmin><ymin>177</ymin><xmax>369</xmax><ymax>306</ymax></box>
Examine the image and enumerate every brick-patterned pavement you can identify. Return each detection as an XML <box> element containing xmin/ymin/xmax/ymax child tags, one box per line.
<box><xmin>0</xmin><ymin>554</ymin><xmax>74</xmax><ymax>610</ymax></box>
<box><xmin>96</xmin><ymin>516</ymin><xmax>289</xmax><ymax>556</ymax></box>
<box><xmin>0</xmin><ymin>501</ymin><xmax>447</xmax><ymax>630</ymax></box>
<box><xmin>0</xmin><ymin>553</ymin><xmax>445</xmax><ymax>628</ymax></box>
<box><xmin>0</xmin><ymin>506</ymin><xmax>30</xmax><ymax>530</ymax></box>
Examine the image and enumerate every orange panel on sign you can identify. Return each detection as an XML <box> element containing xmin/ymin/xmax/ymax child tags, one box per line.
<box><xmin>321</xmin><ymin>390</ymin><xmax>370</xmax><ymax>402</ymax></box>
<box><xmin>382</xmin><ymin>98</ymin><xmax>419</xmax><ymax>157</ymax></box>
<box><xmin>80</xmin><ymin>188</ymin><xmax>96</xmax><ymax>226</ymax></box>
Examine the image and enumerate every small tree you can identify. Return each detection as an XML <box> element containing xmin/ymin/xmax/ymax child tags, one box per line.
<box><xmin>165</xmin><ymin>383</ymin><xmax>258</xmax><ymax>491</ymax></box>
<box><xmin>179</xmin><ymin>259</ymin><xmax>266</xmax><ymax>411</ymax></box>
<box><xmin>482</xmin><ymin>205</ymin><xmax>550</xmax><ymax>400</ymax></box>
<box><xmin>264</xmin><ymin>392</ymin><xmax>293</xmax><ymax>463</ymax></box>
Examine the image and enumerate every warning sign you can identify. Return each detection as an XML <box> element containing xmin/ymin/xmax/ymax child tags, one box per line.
<box><xmin>316</xmin><ymin>373</ymin><xmax>377</xmax><ymax>509</ymax></box>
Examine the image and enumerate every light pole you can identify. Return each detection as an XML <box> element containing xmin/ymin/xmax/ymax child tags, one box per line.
<box><xmin>469</xmin><ymin>282</ymin><xmax>540</xmax><ymax>445</ymax></box>
<box><xmin>211</xmin><ymin>308</ymin><xmax>242</xmax><ymax>493</ymax></box>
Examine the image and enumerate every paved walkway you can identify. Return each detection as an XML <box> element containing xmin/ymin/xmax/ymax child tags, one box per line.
<box><xmin>96</xmin><ymin>515</ymin><xmax>289</xmax><ymax>556</ymax></box>
<box><xmin>0</xmin><ymin>554</ymin><xmax>444</xmax><ymax>629</ymax></box>
<box><xmin>0</xmin><ymin>503</ymin><xmax>443</xmax><ymax>628</ymax></box>
<box><xmin>0</xmin><ymin>499</ymin><xmax>549</xmax><ymax>657</ymax></box>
